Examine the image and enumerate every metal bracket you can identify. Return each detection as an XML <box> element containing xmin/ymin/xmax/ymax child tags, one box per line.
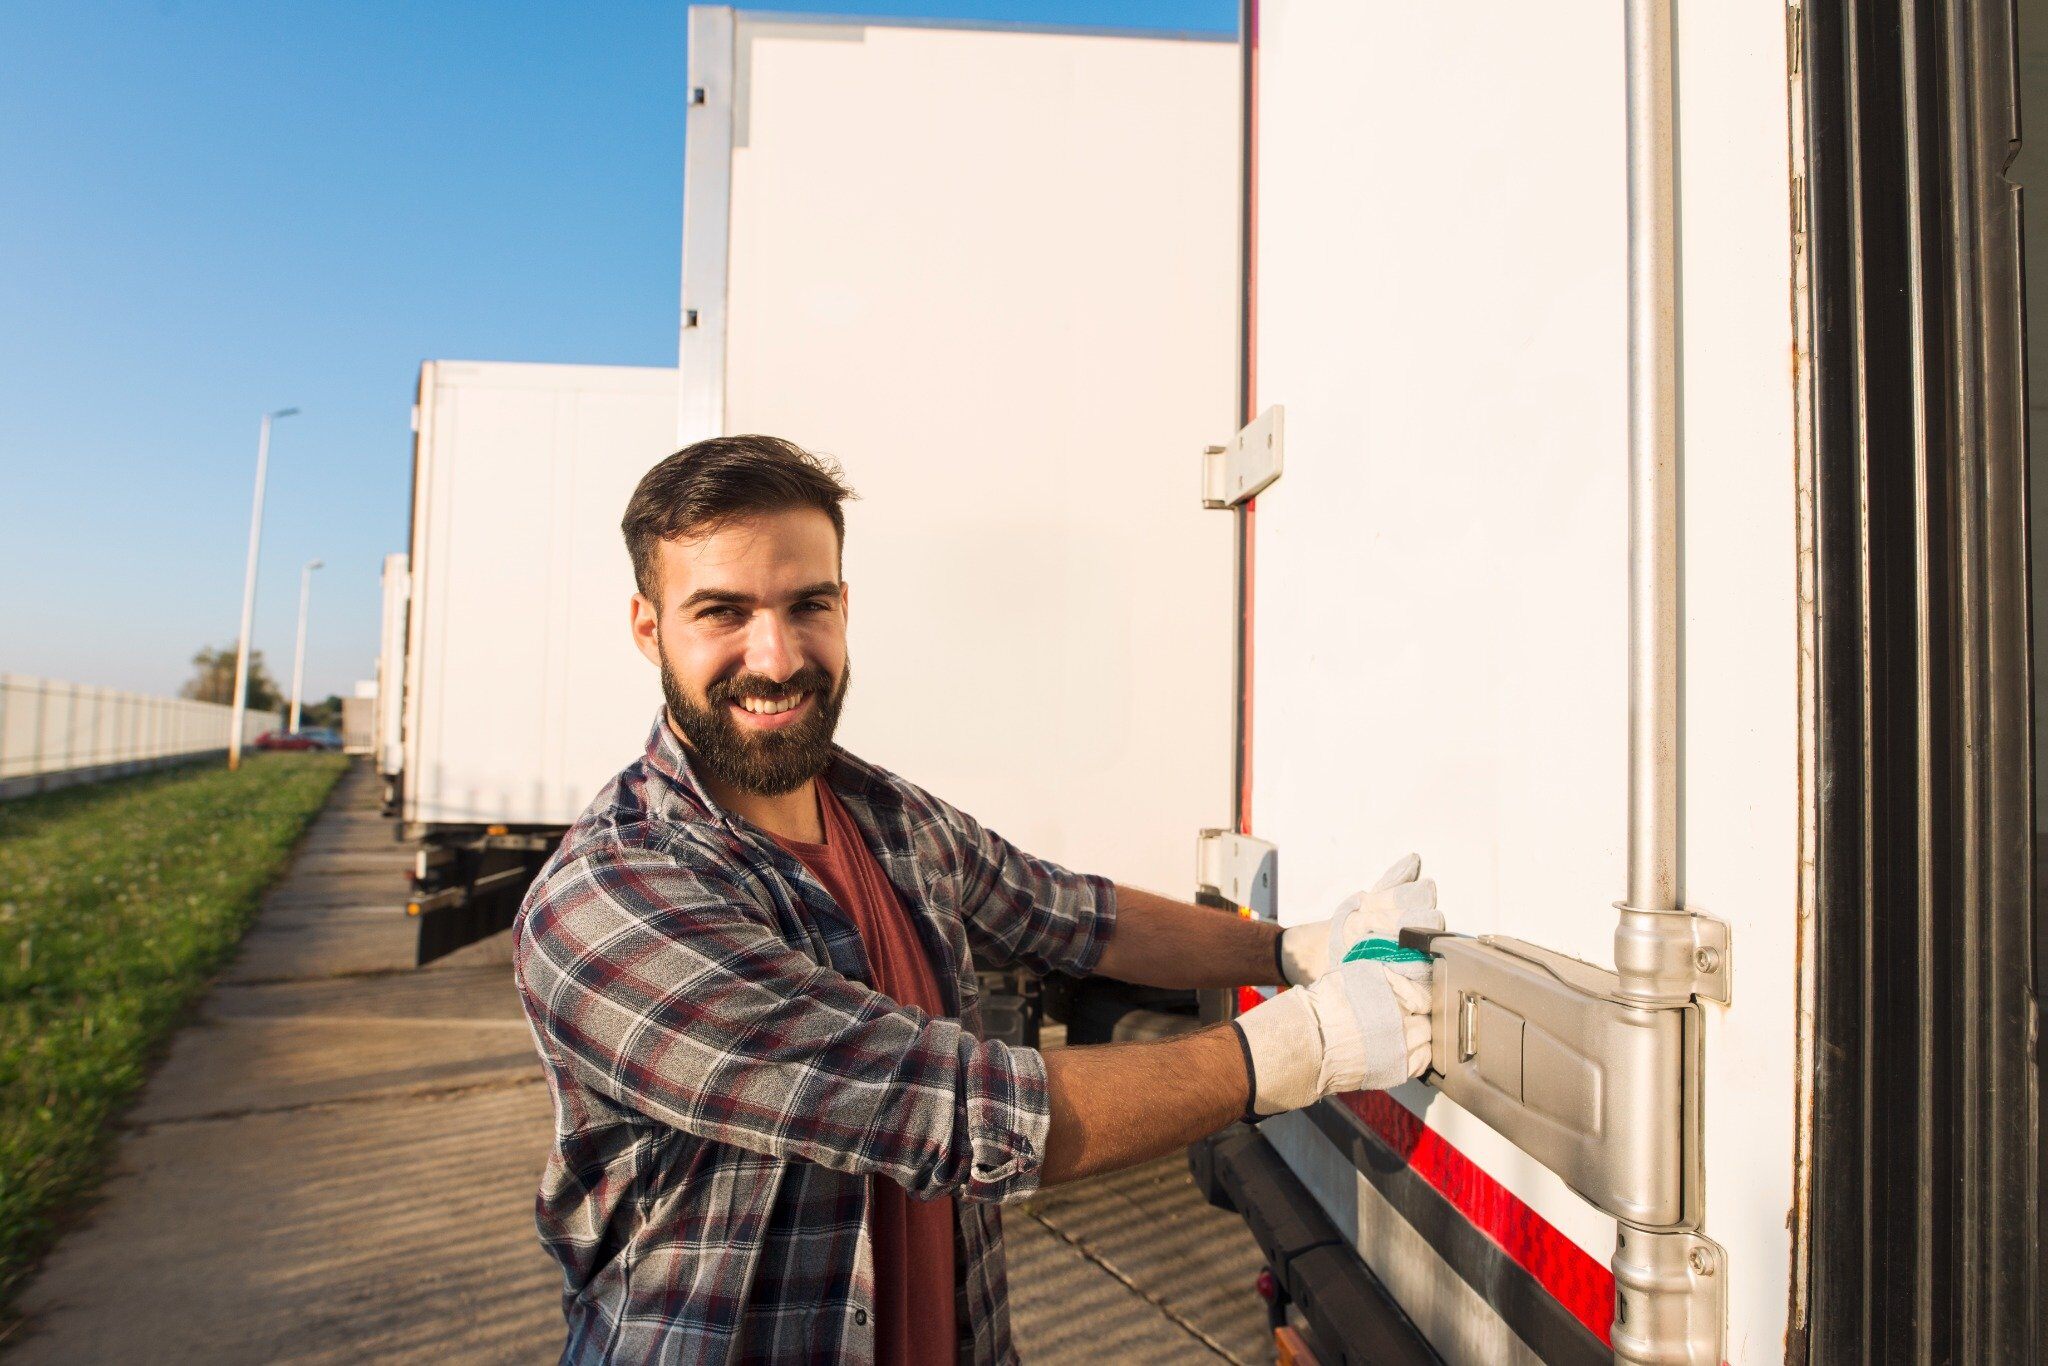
<box><xmin>1202</xmin><ymin>405</ymin><xmax>1284</xmax><ymax>508</ymax></box>
<box><xmin>1613</xmin><ymin>904</ymin><xmax>1733</xmax><ymax>1006</ymax></box>
<box><xmin>1406</xmin><ymin>929</ymin><xmax>1704</xmax><ymax>1230</ymax></box>
<box><xmin>1685</xmin><ymin>913</ymin><xmax>1731</xmax><ymax>1005</ymax></box>
<box><xmin>1195</xmin><ymin>830</ymin><xmax>1277</xmax><ymax>920</ymax></box>
<box><xmin>1610</xmin><ymin>1227</ymin><xmax>1727</xmax><ymax>1366</ymax></box>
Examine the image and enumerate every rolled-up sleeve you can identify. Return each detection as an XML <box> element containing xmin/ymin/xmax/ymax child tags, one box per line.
<box><xmin>930</xmin><ymin>796</ymin><xmax>1119</xmax><ymax>979</ymax></box>
<box><xmin>515</xmin><ymin>836</ymin><xmax>1050</xmax><ymax>1205</ymax></box>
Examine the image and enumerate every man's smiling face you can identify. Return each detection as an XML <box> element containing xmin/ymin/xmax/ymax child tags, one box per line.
<box><xmin>629</xmin><ymin>506</ymin><xmax>851</xmax><ymax>797</ymax></box>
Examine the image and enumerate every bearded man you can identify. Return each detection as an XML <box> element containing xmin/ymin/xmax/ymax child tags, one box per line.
<box><xmin>514</xmin><ymin>435</ymin><xmax>1439</xmax><ymax>1364</ymax></box>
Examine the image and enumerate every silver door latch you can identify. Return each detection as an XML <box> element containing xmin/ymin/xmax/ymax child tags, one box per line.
<box><xmin>1404</xmin><ymin>928</ymin><xmax>1704</xmax><ymax>1228</ymax></box>
<box><xmin>1400</xmin><ymin>923</ymin><xmax>1729</xmax><ymax>1365</ymax></box>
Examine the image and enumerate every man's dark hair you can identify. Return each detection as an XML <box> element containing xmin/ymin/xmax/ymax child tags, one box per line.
<box><xmin>622</xmin><ymin>434</ymin><xmax>857</xmax><ymax>601</ymax></box>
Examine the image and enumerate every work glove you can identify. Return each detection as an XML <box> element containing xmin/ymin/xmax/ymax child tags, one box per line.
<box><xmin>1276</xmin><ymin>853</ymin><xmax>1441</xmax><ymax>988</ymax></box>
<box><xmin>1232</xmin><ymin>957</ymin><xmax>1432</xmax><ymax>1116</ymax></box>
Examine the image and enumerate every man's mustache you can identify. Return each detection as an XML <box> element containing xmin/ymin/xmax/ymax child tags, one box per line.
<box><xmin>707</xmin><ymin>668</ymin><xmax>835</xmax><ymax>705</ymax></box>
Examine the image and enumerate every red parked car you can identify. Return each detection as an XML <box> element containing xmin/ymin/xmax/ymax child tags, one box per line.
<box><xmin>253</xmin><ymin>731</ymin><xmax>332</xmax><ymax>751</ymax></box>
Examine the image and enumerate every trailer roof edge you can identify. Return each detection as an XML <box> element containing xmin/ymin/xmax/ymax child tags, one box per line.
<box><xmin>726</xmin><ymin>7</ymin><xmax>1236</xmax><ymax>45</ymax></box>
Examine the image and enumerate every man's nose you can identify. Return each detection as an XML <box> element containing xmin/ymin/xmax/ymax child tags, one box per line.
<box><xmin>743</xmin><ymin>610</ymin><xmax>802</xmax><ymax>682</ymax></box>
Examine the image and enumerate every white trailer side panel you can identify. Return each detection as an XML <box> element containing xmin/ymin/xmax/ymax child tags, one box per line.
<box><xmin>402</xmin><ymin>362</ymin><xmax>678</xmax><ymax>828</ymax></box>
<box><xmin>376</xmin><ymin>551</ymin><xmax>408</xmax><ymax>780</ymax></box>
<box><xmin>1247</xmin><ymin>3</ymin><xmax>1798</xmax><ymax>1360</ymax></box>
<box><xmin>685</xmin><ymin>14</ymin><xmax>1238</xmax><ymax>895</ymax></box>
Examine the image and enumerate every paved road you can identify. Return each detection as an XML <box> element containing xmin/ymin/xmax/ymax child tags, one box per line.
<box><xmin>8</xmin><ymin>761</ymin><xmax>1271</xmax><ymax>1363</ymax></box>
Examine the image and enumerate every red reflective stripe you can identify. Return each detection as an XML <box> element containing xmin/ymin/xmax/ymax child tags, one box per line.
<box><xmin>1237</xmin><ymin>985</ymin><xmax>1265</xmax><ymax>1016</ymax></box>
<box><xmin>1337</xmin><ymin>1091</ymin><xmax>1616</xmax><ymax>1347</ymax></box>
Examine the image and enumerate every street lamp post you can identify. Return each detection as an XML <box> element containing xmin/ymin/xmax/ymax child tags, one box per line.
<box><xmin>228</xmin><ymin>406</ymin><xmax>299</xmax><ymax>770</ymax></box>
<box><xmin>287</xmin><ymin>558</ymin><xmax>324</xmax><ymax>733</ymax></box>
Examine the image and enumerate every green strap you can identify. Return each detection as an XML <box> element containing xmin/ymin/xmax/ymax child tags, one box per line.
<box><xmin>1341</xmin><ymin>936</ymin><xmax>1432</xmax><ymax>967</ymax></box>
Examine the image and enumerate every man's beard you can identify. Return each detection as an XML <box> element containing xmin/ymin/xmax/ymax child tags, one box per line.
<box><xmin>658</xmin><ymin>647</ymin><xmax>851</xmax><ymax>798</ymax></box>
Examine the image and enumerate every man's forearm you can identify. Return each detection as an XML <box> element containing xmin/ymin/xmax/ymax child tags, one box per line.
<box><xmin>1091</xmin><ymin>884</ymin><xmax>1284</xmax><ymax>989</ymax></box>
<box><xmin>1039</xmin><ymin>1025</ymin><xmax>1249</xmax><ymax>1186</ymax></box>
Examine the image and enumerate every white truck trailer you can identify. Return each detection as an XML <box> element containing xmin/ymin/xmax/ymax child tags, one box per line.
<box><xmin>1186</xmin><ymin>2</ymin><xmax>2039</xmax><ymax>1365</ymax></box>
<box><xmin>393</xmin><ymin>16</ymin><xmax>1241</xmax><ymax>983</ymax></box>
<box><xmin>398</xmin><ymin>362</ymin><xmax>682</xmax><ymax>959</ymax></box>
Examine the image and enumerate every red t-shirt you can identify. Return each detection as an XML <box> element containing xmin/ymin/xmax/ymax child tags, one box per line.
<box><xmin>772</xmin><ymin>782</ymin><xmax>959</xmax><ymax>1365</ymax></box>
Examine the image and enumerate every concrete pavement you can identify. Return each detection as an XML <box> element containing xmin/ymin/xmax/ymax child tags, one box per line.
<box><xmin>7</xmin><ymin>761</ymin><xmax>1273</xmax><ymax>1363</ymax></box>
<box><xmin>9</xmin><ymin>761</ymin><xmax>558</xmax><ymax>1364</ymax></box>
<box><xmin>1010</xmin><ymin>1148</ymin><xmax>1273</xmax><ymax>1363</ymax></box>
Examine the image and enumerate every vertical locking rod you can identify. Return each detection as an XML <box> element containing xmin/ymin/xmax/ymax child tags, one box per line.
<box><xmin>1613</xmin><ymin>0</ymin><xmax>1691</xmax><ymax>1009</ymax></box>
<box><xmin>1610</xmin><ymin>2</ymin><xmax>1726</xmax><ymax>1362</ymax></box>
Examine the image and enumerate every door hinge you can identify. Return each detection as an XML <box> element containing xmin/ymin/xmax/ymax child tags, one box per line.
<box><xmin>1202</xmin><ymin>405</ymin><xmax>1284</xmax><ymax>508</ymax></box>
<box><xmin>1195</xmin><ymin>830</ymin><xmax>1277</xmax><ymax>919</ymax></box>
<box><xmin>1611</xmin><ymin>1226</ymin><xmax>1727</xmax><ymax>1366</ymax></box>
<box><xmin>1614</xmin><ymin>905</ymin><xmax>1733</xmax><ymax>1006</ymax></box>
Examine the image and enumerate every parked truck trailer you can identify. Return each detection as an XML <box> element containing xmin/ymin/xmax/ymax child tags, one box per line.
<box><xmin>1187</xmin><ymin>2</ymin><xmax>2039</xmax><ymax>1364</ymax></box>
<box><xmin>398</xmin><ymin>362</ymin><xmax>682</xmax><ymax>959</ymax></box>
<box><xmin>374</xmin><ymin>550</ymin><xmax>407</xmax><ymax>812</ymax></box>
<box><xmin>339</xmin><ymin>691</ymin><xmax>373</xmax><ymax>755</ymax></box>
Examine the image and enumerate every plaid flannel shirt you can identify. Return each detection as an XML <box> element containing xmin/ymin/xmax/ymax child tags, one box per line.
<box><xmin>514</xmin><ymin>717</ymin><xmax>1117</xmax><ymax>1364</ymax></box>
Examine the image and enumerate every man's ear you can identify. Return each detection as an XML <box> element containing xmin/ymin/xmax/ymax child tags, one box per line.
<box><xmin>629</xmin><ymin>592</ymin><xmax>663</xmax><ymax>667</ymax></box>
<box><xmin>839</xmin><ymin>580</ymin><xmax>850</xmax><ymax>626</ymax></box>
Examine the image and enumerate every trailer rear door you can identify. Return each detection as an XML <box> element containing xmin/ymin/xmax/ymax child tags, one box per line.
<box><xmin>401</xmin><ymin>362</ymin><xmax>678</xmax><ymax>830</ymax></box>
<box><xmin>1229</xmin><ymin>3</ymin><xmax>1801</xmax><ymax>1361</ymax></box>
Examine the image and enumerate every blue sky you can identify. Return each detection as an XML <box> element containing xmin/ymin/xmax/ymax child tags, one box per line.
<box><xmin>0</xmin><ymin>0</ymin><xmax>1232</xmax><ymax>703</ymax></box>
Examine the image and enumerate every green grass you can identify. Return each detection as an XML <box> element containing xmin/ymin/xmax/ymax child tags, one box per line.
<box><xmin>0</xmin><ymin>751</ymin><xmax>347</xmax><ymax>1308</ymax></box>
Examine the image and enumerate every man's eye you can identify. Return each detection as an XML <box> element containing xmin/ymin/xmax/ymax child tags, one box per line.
<box><xmin>797</xmin><ymin>600</ymin><xmax>831</xmax><ymax>613</ymax></box>
<box><xmin>700</xmin><ymin>606</ymin><xmax>741</xmax><ymax>622</ymax></box>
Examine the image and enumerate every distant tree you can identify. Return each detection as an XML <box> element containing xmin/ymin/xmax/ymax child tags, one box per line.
<box><xmin>300</xmin><ymin>694</ymin><xmax>345</xmax><ymax>730</ymax></box>
<box><xmin>182</xmin><ymin>645</ymin><xmax>283</xmax><ymax>712</ymax></box>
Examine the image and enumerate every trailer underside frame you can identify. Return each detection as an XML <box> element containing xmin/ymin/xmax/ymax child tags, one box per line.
<box><xmin>1190</xmin><ymin>1122</ymin><xmax>1441</xmax><ymax>1365</ymax></box>
<box><xmin>406</xmin><ymin>825</ymin><xmax>560</xmax><ymax>966</ymax></box>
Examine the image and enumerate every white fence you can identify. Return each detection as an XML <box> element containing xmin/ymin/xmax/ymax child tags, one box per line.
<box><xmin>0</xmin><ymin>674</ymin><xmax>282</xmax><ymax>799</ymax></box>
